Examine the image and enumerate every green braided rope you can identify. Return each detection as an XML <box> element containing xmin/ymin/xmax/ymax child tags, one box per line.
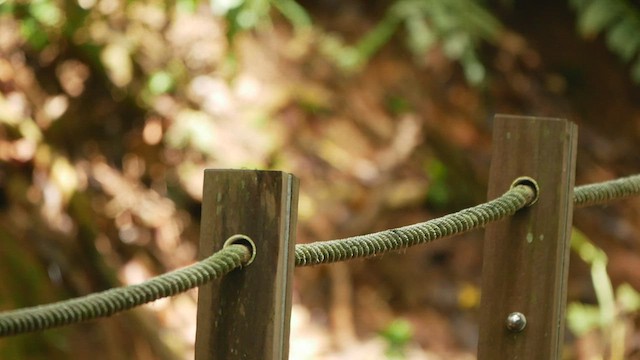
<box><xmin>574</xmin><ymin>174</ymin><xmax>640</xmax><ymax>208</ymax></box>
<box><xmin>294</xmin><ymin>175</ymin><xmax>640</xmax><ymax>267</ymax></box>
<box><xmin>0</xmin><ymin>245</ymin><xmax>249</xmax><ymax>337</ymax></box>
<box><xmin>295</xmin><ymin>184</ymin><xmax>536</xmax><ymax>266</ymax></box>
<box><xmin>1</xmin><ymin>175</ymin><xmax>639</xmax><ymax>336</ymax></box>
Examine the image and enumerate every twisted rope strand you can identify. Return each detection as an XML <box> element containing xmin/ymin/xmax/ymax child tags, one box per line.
<box><xmin>295</xmin><ymin>175</ymin><xmax>640</xmax><ymax>267</ymax></box>
<box><xmin>574</xmin><ymin>174</ymin><xmax>640</xmax><ymax>208</ymax></box>
<box><xmin>294</xmin><ymin>184</ymin><xmax>536</xmax><ymax>266</ymax></box>
<box><xmin>0</xmin><ymin>245</ymin><xmax>249</xmax><ymax>336</ymax></box>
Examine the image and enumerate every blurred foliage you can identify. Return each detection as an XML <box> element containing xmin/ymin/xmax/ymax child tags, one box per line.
<box><xmin>0</xmin><ymin>0</ymin><xmax>640</xmax><ymax>359</ymax></box>
<box><xmin>209</xmin><ymin>0</ymin><xmax>502</xmax><ymax>85</ymax></box>
<box><xmin>380</xmin><ymin>318</ymin><xmax>413</xmax><ymax>359</ymax></box>
<box><xmin>570</xmin><ymin>0</ymin><xmax>640</xmax><ymax>82</ymax></box>
<box><xmin>214</xmin><ymin>0</ymin><xmax>311</xmax><ymax>39</ymax></box>
<box><xmin>567</xmin><ymin>229</ymin><xmax>640</xmax><ymax>360</ymax></box>
<box><xmin>424</xmin><ymin>158</ymin><xmax>451</xmax><ymax>209</ymax></box>
<box><xmin>318</xmin><ymin>0</ymin><xmax>502</xmax><ymax>84</ymax></box>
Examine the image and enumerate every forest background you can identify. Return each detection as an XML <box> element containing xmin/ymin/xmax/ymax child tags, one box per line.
<box><xmin>1</xmin><ymin>0</ymin><xmax>640</xmax><ymax>358</ymax></box>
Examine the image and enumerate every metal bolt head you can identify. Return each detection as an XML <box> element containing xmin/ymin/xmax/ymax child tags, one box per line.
<box><xmin>506</xmin><ymin>312</ymin><xmax>527</xmax><ymax>332</ymax></box>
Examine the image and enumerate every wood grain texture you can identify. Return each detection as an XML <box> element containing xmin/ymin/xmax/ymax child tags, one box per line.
<box><xmin>477</xmin><ymin>115</ymin><xmax>578</xmax><ymax>359</ymax></box>
<box><xmin>195</xmin><ymin>170</ymin><xmax>299</xmax><ymax>360</ymax></box>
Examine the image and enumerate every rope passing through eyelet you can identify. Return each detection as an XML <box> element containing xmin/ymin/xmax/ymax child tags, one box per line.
<box><xmin>510</xmin><ymin>176</ymin><xmax>540</xmax><ymax>206</ymax></box>
<box><xmin>223</xmin><ymin>234</ymin><xmax>257</xmax><ymax>266</ymax></box>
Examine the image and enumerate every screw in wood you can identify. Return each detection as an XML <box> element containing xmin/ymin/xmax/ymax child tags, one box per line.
<box><xmin>506</xmin><ymin>312</ymin><xmax>527</xmax><ymax>332</ymax></box>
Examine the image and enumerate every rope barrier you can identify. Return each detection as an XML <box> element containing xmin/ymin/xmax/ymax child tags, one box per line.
<box><xmin>0</xmin><ymin>174</ymin><xmax>639</xmax><ymax>336</ymax></box>
<box><xmin>0</xmin><ymin>244</ymin><xmax>250</xmax><ymax>336</ymax></box>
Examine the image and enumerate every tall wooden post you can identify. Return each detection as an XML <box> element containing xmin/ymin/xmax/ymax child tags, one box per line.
<box><xmin>195</xmin><ymin>170</ymin><xmax>299</xmax><ymax>360</ymax></box>
<box><xmin>478</xmin><ymin>115</ymin><xmax>578</xmax><ymax>359</ymax></box>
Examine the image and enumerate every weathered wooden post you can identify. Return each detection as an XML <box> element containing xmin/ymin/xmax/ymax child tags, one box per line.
<box><xmin>195</xmin><ymin>170</ymin><xmax>299</xmax><ymax>360</ymax></box>
<box><xmin>478</xmin><ymin>115</ymin><xmax>578</xmax><ymax>359</ymax></box>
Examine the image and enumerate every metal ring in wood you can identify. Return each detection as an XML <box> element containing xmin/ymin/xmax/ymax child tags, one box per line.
<box><xmin>224</xmin><ymin>234</ymin><xmax>257</xmax><ymax>266</ymax></box>
<box><xmin>510</xmin><ymin>176</ymin><xmax>540</xmax><ymax>206</ymax></box>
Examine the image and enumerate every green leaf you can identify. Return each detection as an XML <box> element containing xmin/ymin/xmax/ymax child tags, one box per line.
<box><xmin>567</xmin><ymin>302</ymin><xmax>601</xmax><ymax>336</ymax></box>
<box><xmin>428</xmin><ymin>1</ymin><xmax>457</xmax><ymax>32</ymax></box>
<box><xmin>148</xmin><ymin>71</ymin><xmax>175</xmax><ymax>95</ymax></box>
<box><xmin>177</xmin><ymin>0</ymin><xmax>198</xmax><ymax>13</ymax></box>
<box><xmin>571</xmin><ymin>228</ymin><xmax>602</xmax><ymax>264</ymax></box>
<box><xmin>20</xmin><ymin>18</ymin><xmax>49</xmax><ymax>50</ymax></box>
<box><xmin>578</xmin><ymin>0</ymin><xmax>623</xmax><ymax>36</ymax></box>
<box><xmin>405</xmin><ymin>14</ymin><xmax>436</xmax><ymax>54</ymax></box>
<box><xmin>425</xmin><ymin>159</ymin><xmax>450</xmax><ymax>208</ymax></box>
<box><xmin>222</xmin><ymin>0</ymin><xmax>271</xmax><ymax>41</ymax></box>
<box><xmin>380</xmin><ymin>318</ymin><xmax>413</xmax><ymax>357</ymax></box>
<box><xmin>442</xmin><ymin>32</ymin><xmax>471</xmax><ymax>60</ymax></box>
<box><xmin>617</xmin><ymin>283</ymin><xmax>640</xmax><ymax>312</ymax></box>
<box><xmin>461</xmin><ymin>53</ymin><xmax>486</xmax><ymax>85</ymax></box>
<box><xmin>386</xmin><ymin>95</ymin><xmax>412</xmax><ymax>115</ymax></box>
<box><xmin>0</xmin><ymin>1</ymin><xmax>16</xmax><ymax>15</ymax></box>
<box><xmin>447</xmin><ymin>0</ymin><xmax>502</xmax><ymax>40</ymax></box>
<box><xmin>273</xmin><ymin>0</ymin><xmax>311</xmax><ymax>29</ymax></box>
<box><xmin>29</xmin><ymin>0</ymin><xmax>63</xmax><ymax>27</ymax></box>
<box><xmin>355</xmin><ymin>11</ymin><xmax>403</xmax><ymax>62</ymax></box>
<box><xmin>335</xmin><ymin>46</ymin><xmax>362</xmax><ymax>71</ymax></box>
<box><xmin>606</xmin><ymin>17</ymin><xmax>640</xmax><ymax>61</ymax></box>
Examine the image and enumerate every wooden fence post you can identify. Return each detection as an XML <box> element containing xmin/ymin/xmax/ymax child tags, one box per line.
<box><xmin>478</xmin><ymin>115</ymin><xmax>578</xmax><ymax>359</ymax></box>
<box><xmin>195</xmin><ymin>170</ymin><xmax>299</xmax><ymax>360</ymax></box>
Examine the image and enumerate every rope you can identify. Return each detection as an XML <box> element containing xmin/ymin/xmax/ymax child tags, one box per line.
<box><xmin>574</xmin><ymin>174</ymin><xmax>640</xmax><ymax>208</ymax></box>
<box><xmin>0</xmin><ymin>244</ymin><xmax>250</xmax><ymax>337</ymax></box>
<box><xmin>295</xmin><ymin>174</ymin><xmax>640</xmax><ymax>266</ymax></box>
<box><xmin>295</xmin><ymin>184</ymin><xmax>536</xmax><ymax>266</ymax></box>
<box><xmin>1</xmin><ymin>174</ymin><xmax>639</xmax><ymax>336</ymax></box>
